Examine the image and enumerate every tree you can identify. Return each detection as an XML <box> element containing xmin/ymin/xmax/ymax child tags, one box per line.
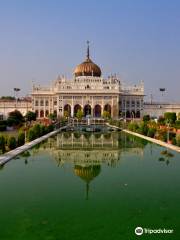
<box><xmin>0</xmin><ymin>120</ymin><xmax>7</xmax><ymax>131</ymax></box>
<box><xmin>137</xmin><ymin>122</ymin><xmax>148</xmax><ymax>136</ymax></box>
<box><xmin>143</xmin><ymin>115</ymin><xmax>150</xmax><ymax>122</ymax></box>
<box><xmin>25</xmin><ymin>111</ymin><xmax>36</xmax><ymax>123</ymax></box>
<box><xmin>0</xmin><ymin>135</ymin><xmax>6</xmax><ymax>153</ymax></box>
<box><xmin>1</xmin><ymin>96</ymin><xmax>15</xmax><ymax>100</ymax></box>
<box><xmin>63</xmin><ymin>111</ymin><xmax>69</xmax><ymax>119</ymax></box>
<box><xmin>8</xmin><ymin>136</ymin><xmax>17</xmax><ymax>150</ymax></box>
<box><xmin>175</xmin><ymin>120</ymin><xmax>180</xmax><ymax>129</ymax></box>
<box><xmin>7</xmin><ymin>110</ymin><xmax>24</xmax><ymax>126</ymax></box>
<box><xmin>158</xmin><ymin>116</ymin><xmax>165</xmax><ymax>125</ymax></box>
<box><xmin>164</xmin><ymin>112</ymin><xmax>177</xmax><ymax>124</ymax></box>
<box><xmin>27</xmin><ymin>129</ymin><xmax>36</xmax><ymax>141</ymax></box>
<box><xmin>76</xmin><ymin>109</ymin><xmax>83</xmax><ymax>120</ymax></box>
<box><xmin>102</xmin><ymin>111</ymin><xmax>111</xmax><ymax>119</ymax></box>
<box><xmin>128</xmin><ymin>122</ymin><xmax>139</xmax><ymax>132</ymax></box>
<box><xmin>32</xmin><ymin>124</ymin><xmax>41</xmax><ymax>138</ymax></box>
<box><xmin>178</xmin><ymin>112</ymin><xmax>180</xmax><ymax>120</ymax></box>
<box><xmin>147</xmin><ymin>128</ymin><xmax>156</xmax><ymax>138</ymax></box>
<box><xmin>48</xmin><ymin>113</ymin><xmax>57</xmax><ymax>121</ymax></box>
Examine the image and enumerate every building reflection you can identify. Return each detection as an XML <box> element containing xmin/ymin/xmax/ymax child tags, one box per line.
<box><xmin>37</xmin><ymin>132</ymin><xmax>145</xmax><ymax>199</ymax></box>
<box><xmin>74</xmin><ymin>165</ymin><xmax>101</xmax><ymax>200</ymax></box>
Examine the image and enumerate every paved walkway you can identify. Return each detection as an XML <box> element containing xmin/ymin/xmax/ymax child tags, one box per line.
<box><xmin>123</xmin><ymin>129</ymin><xmax>180</xmax><ymax>153</ymax></box>
<box><xmin>0</xmin><ymin>126</ymin><xmax>67</xmax><ymax>166</ymax></box>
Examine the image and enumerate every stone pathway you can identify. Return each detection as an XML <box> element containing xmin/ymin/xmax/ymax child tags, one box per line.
<box><xmin>123</xmin><ymin>129</ymin><xmax>180</xmax><ymax>153</ymax></box>
<box><xmin>0</xmin><ymin>126</ymin><xmax>67</xmax><ymax>166</ymax></box>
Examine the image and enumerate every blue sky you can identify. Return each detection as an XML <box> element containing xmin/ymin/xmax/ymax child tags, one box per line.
<box><xmin>0</xmin><ymin>0</ymin><xmax>180</xmax><ymax>101</ymax></box>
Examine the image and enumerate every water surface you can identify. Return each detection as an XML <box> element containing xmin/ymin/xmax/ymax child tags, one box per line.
<box><xmin>0</xmin><ymin>132</ymin><xmax>179</xmax><ymax>239</ymax></box>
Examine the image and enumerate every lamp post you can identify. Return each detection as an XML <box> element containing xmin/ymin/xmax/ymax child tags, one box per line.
<box><xmin>14</xmin><ymin>88</ymin><xmax>20</xmax><ymax>109</ymax></box>
<box><xmin>166</xmin><ymin>120</ymin><xmax>170</xmax><ymax>143</ymax></box>
<box><xmin>159</xmin><ymin>88</ymin><xmax>166</xmax><ymax>103</ymax></box>
<box><xmin>24</xmin><ymin>116</ymin><xmax>27</xmax><ymax>143</ymax></box>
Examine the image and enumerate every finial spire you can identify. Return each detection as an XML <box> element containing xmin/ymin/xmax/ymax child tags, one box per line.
<box><xmin>86</xmin><ymin>40</ymin><xmax>90</xmax><ymax>59</ymax></box>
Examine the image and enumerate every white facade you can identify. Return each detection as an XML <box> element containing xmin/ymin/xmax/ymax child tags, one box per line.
<box><xmin>143</xmin><ymin>102</ymin><xmax>180</xmax><ymax>118</ymax></box>
<box><xmin>32</xmin><ymin>75</ymin><xmax>144</xmax><ymax>119</ymax></box>
<box><xmin>0</xmin><ymin>100</ymin><xmax>32</xmax><ymax>120</ymax></box>
<box><xmin>31</xmin><ymin>46</ymin><xmax>144</xmax><ymax>119</ymax></box>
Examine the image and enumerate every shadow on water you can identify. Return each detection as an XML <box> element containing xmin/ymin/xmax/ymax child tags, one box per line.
<box><xmin>158</xmin><ymin>150</ymin><xmax>174</xmax><ymax>165</ymax></box>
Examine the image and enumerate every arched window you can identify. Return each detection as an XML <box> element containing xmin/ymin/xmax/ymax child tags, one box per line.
<box><xmin>40</xmin><ymin>110</ymin><xmax>44</xmax><ymax>118</ymax></box>
<box><xmin>74</xmin><ymin>104</ymin><xmax>82</xmax><ymax>117</ymax></box>
<box><xmin>84</xmin><ymin>104</ymin><xmax>91</xmax><ymax>116</ymax></box>
<box><xmin>35</xmin><ymin>110</ymin><xmax>39</xmax><ymax>118</ymax></box>
<box><xmin>45</xmin><ymin>110</ymin><xmax>49</xmax><ymax>117</ymax></box>
<box><xmin>136</xmin><ymin>110</ymin><xmax>140</xmax><ymax>118</ymax></box>
<box><xmin>40</xmin><ymin>100</ymin><xmax>44</xmax><ymax>106</ymax></box>
<box><xmin>64</xmin><ymin>104</ymin><xmax>71</xmax><ymax>117</ymax></box>
<box><xmin>126</xmin><ymin>110</ymin><xmax>130</xmax><ymax>118</ymax></box>
<box><xmin>94</xmin><ymin>105</ymin><xmax>101</xmax><ymax>117</ymax></box>
<box><xmin>104</xmin><ymin>104</ymin><xmax>111</xmax><ymax>115</ymax></box>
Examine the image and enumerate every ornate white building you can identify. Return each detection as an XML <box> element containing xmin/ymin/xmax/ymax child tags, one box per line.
<box><xmin>32</xmin><ymin>43</ymin><xmax>144</xmax><ymax>119</ymax></box>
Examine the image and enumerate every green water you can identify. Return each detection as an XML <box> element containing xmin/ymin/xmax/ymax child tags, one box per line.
<box><xmin>0</xmin><ymin>132</ymin><xmax>179</xmax><ymax>240</ymax></box>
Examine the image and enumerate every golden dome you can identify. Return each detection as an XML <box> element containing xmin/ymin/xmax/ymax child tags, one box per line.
<box><xmin>74</xmin><ymin>42</ymin><xmax>101</xmax><ymax>77</ymax></box>
<box><xmin>74</xmin><ymin>164</ymin><xmax>101</xmax><ymax>200</ymax></box>
<box><xmin>74</xmin><ymin>165</ymin><xmax>101</xmax><ymax>183</ymax></box>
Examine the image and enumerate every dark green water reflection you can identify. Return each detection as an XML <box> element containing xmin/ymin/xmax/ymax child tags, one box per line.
<box><xmin>0</xmin><ymin>132</ymin><xmax>179</xmax><ymax>240</ymax></box>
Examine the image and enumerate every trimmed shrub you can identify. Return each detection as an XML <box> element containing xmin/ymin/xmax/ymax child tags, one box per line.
<box><xmin>168</xmin><ymin>132</ymin><xmax>176</xmax><ymax>141</ymax></box>
<box><xmin>0</xmin><ymin>125</ymin><xmax>6</xmax><ymax>131</ymax></box>
<box><xmin>40</xmin><ymin>125</ymin><xmax>46</xmax><ymax>136</ymax></box>
<box><xmin>158</xmin><ymin>116</ymin><xmax>165</xmax><ymax>125</ymax></box>
<box><xmin>27</xmin><ymin>129</ymin><xmax>36</xmax><ymax>142</ymax></box>
<box><xmin>176</xmin><ymin>135</ymin><xmax>180</xmax><ymax>147</ymax></box>
<box><xmin>0</xmin><ymin>120</ymin><xmax>7</xmax><ymax>126</ymax></box>
<box><xmin>172</xmin><ymin>137</ymin><xmax>177</xmax><ymax>145</ymax></box>
<box><xmin>137</xmin><ymin>122</ymin><xmax>148</xmax><ymax>136</ymax></box>
<box><xmin>143</xmin><ymin>115</ymin><xmax>150</xmax><ymax>122</ymax></box>
<box><xmin>164</xmin><ymin>112</ymin><xmax>177</xmax><ymax>124</ymax></box>
<box><xmin>175</xmin><ymin>120</ymin><xmax>180</xmax><ymax>129</ymax></box>
<box><xmin>17</xmin><ymin>131</ymin><xmax>25</xmax><ymax>146</ymax></box>
<box><xmin>128</xmin><ymin>122</ymin><xmax>139</xmax><ymax>132</ymax></box>
<box><xmin>32</xmin><ymin>124</ymin><xmax>41</xmax><ymax>138</ymax></box>
<box><xmin>46</xmin><ymin>124</ymin><xmax>54</xmax><ymax>133</ymax></box>
<box><xmin>8</xmin><ymin>136</ymin><xmax>17</xmax><ymax>150</ymax></box>
<box><xmin>0</xmin><ymin>135</ymin><xmax>6</xmax><ymax>153</ymax></box>
<box><xmin>147</xmin><ymin>128</ymin><xmax>156</xmax><ymax>138</ymax></box>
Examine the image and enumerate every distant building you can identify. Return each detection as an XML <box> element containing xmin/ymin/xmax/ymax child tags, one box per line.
<box><xmin>0</xmin><ymin>98</ymin><xmax>32</xmax><ymax>120</ymax></box>
<box><xmin>32</xmin><ymin>43</ymin><xmax>144</xmax><ymax>119</ymax></box>
<box><xmin>143</xmin><ymin>102</ymin><xmax>180</xmax><ymax>118</ymax></box>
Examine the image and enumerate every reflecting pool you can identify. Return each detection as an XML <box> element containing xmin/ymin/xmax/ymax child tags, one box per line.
<box><xmin>0</xmin><ymin>132</ymin><xmax>179</xmax><ymax>240</ymax></box>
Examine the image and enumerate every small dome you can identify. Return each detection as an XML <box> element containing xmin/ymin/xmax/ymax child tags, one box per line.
<box><xmin>74</xmin><ymin>41</ymin><xmax>101</xmax><ymax>77</ymax></box>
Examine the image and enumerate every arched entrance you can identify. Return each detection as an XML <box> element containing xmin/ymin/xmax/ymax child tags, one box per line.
<box><xmin>40</xmin><ymin>110</ymin><xmax>44</xmax><ymax>118</ymax></box>
<box><xmin>74</xmin><ymin>104</ymin><xmax>82</xmax><ymax>117</ymax></box>
<box><xmin>94</xmin><ymin>105</ymin><xmax>101</xmax><ymax>117</ymax></box>
<box><xmin>45</xmin><ymin>110</ymin><xmax>49</xmax><ymax>117</ymax></box>
<box><xmin>104</xmin><ymin>104</ymin><xmax>111</xmax><ymax>115</ymax></box>
<box><xmin>84</xmin><ymin>104</ymin><xmax>91</xmax><ymax>116</ymax></box>
<box><xmin>131</xmin><ymin>110</ymin><xmax>135</xmax><ymax>119</ymax></box>
<box><xmin>64</xmin><ymin>104</ymin><xmax>71</xmax><ymax>117</ymax></box>
<box><xmin>35</xmin><ymin>110</ymin><xmax>39</xmax><ymax>118</ymax></box>
<box><xmin>136</xmin><ymin>110</ymin><xmax>140</xmax><ymax>118</ymax></box>
<box><xmin>126</xmin><ymin>110</ymin><xmax>130</xmax><ymax>118</ymax></box>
